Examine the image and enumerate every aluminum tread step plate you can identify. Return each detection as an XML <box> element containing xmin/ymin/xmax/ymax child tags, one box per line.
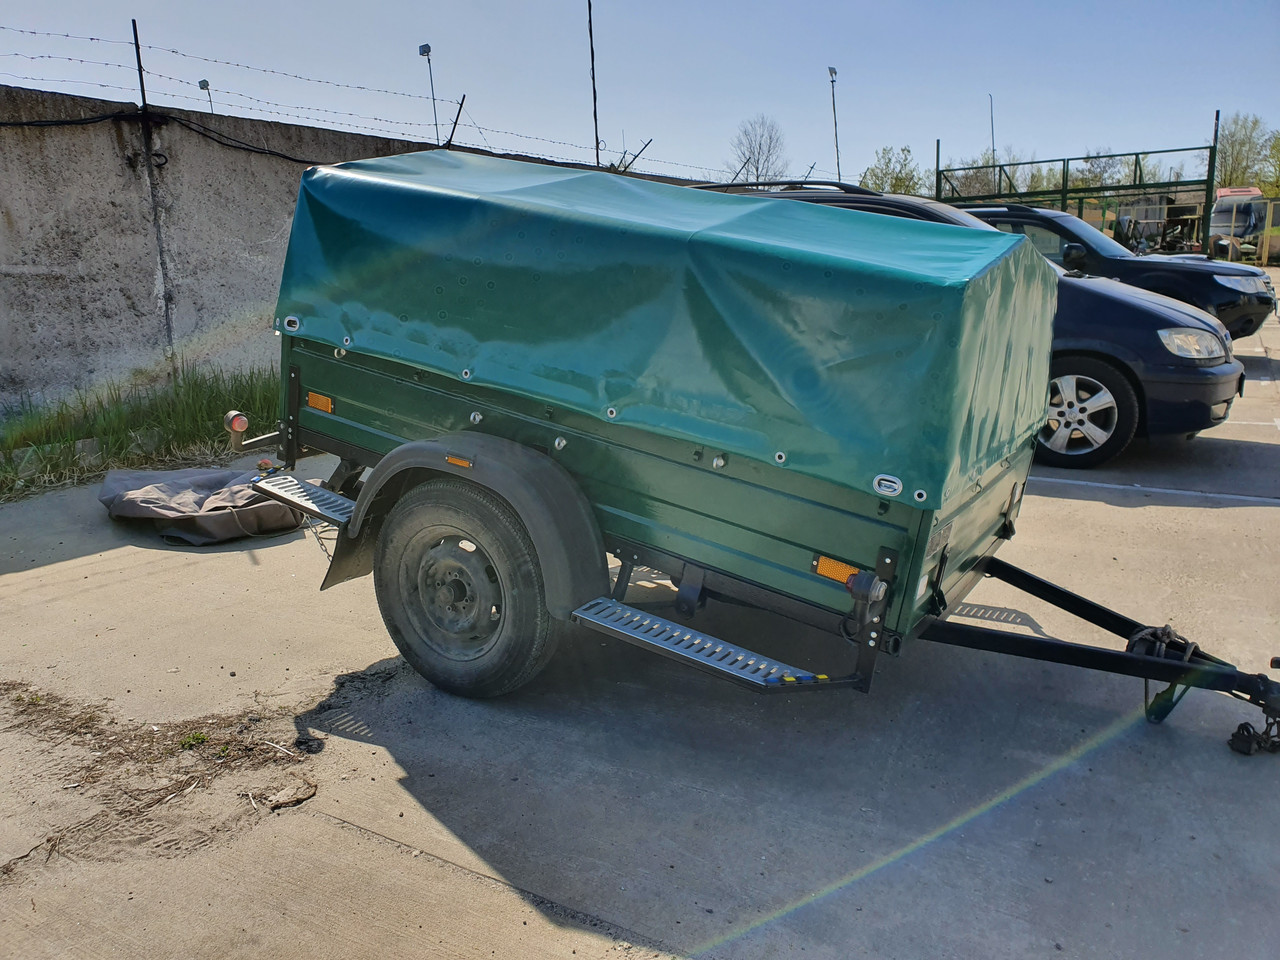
<box><xmin>572</xmin><ymin>596</ymin><xmax>835</xmax><ymax>690</ymax></box>
<box><xmin>253</xmin><ymin>474</ymin><xmax>355</xmax><ymax>525</ymax></box>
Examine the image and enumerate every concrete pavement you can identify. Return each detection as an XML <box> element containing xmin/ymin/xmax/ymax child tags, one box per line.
<box><xmin>2</xmin><ymin>313</ymin><xmax>1278</xmax><ymax>959</ymax></box>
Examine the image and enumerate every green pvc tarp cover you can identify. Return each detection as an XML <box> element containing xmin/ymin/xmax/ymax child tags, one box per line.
<box><xmin>276</xmin><ymin>151</ymin><xmax>1056</xmax><ymax>508</ymax></box>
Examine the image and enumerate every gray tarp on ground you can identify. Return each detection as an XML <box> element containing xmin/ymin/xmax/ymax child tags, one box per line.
<box><xmin>98</xmin><ymin>468</ymin><xmax>303</xmax><ymax>545</ymax></box>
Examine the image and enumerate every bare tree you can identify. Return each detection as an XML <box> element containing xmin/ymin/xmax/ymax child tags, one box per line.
<box><xmin>728</xmin><ymin>115</ymin><xmax>788</xmax><ymax>182</ymax></box>
<box><xmin>1216</xmin><ymin>112</ymin><xmax>1272</xmax><ymax>188</ymax></box>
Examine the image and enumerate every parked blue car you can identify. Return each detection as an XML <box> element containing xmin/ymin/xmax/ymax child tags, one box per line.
<box><xmin>958</xmin><ymin>203</ymin><xmax>1275</xmax><ymax>339</ymax></box>
<box><xmin>697</xmin><ymin>182</ymin><xmax>1245</xmax><ymax>468</ymax></box>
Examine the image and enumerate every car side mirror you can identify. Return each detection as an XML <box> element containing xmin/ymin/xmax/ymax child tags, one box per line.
<box><xmin>1062</xmin><ymin>243</ymin><xmax>1087</xmax><ymax>268</ymax></box>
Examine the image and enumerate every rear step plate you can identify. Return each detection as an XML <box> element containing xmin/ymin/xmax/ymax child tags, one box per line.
<box><xmin>572</xmin><ymin>597</ymin><xmax>844</xmax><ymax>691</ymax></box>
<box><xmin>253</xmin><ymin>474</ymin><xmax>355</xmax><ymax>525</ymax></box>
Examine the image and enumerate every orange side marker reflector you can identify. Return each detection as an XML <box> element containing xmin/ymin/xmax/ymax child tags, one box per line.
<box><xmin>814</xmin><ymin>555</ymin><xmax>859</xmax><ymax>583</ymax></box>
<box><xmin>445</xmin><ymin>455</ymin><xmax>473</xmax><ymax>469</ymax></box>
<box><xmin>306</xmin><ymin>392</ymin><xmax>333</xmax><ymax>413</ymax></box>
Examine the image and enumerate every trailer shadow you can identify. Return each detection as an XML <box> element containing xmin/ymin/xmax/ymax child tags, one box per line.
<box><xmin>290</xmin><ymin>595</ymin><xmax>1272</xmax><ymax>957</ymax></box>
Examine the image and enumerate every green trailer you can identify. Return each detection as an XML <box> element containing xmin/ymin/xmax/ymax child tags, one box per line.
<box><xmin>231</xmin><ymin>151</ymin><xmax>1278</xmax><ymax>752</ymax></box>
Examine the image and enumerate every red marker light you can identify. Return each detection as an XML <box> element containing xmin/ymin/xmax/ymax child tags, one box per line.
<box><xmin>230</xmin><ymin>413</ymin><xmax>249</xmax><ymax>433</ymax></box>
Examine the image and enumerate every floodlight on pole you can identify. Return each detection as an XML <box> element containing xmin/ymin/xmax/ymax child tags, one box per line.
<box><xmin>198</xmin><ymin>78</ymin><xmax>213</xmax><ymax>115</ymax></box>
<box><xmin>828</xmin><ymin>67</ymin><xmax>841</xmax><ymax>182</ymax></box>
<box><xmin>419</xmin><ymin>43</ymin><xmax>440</xmax><ymax>145</ymax></box>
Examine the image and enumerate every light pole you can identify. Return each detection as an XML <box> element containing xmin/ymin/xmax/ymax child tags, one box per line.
<box><xmin>989</xmin><ymin>92</ymin><xmax>997</xmax><ymax>193</ymax></box>
<box><xmin>418</xmin><ymin>43</ymin><xmax>440</xmax><ymax>145</ymax></box>
<box><xmin>828</xmin><ymin>67</ymin><xmax>841</xmax><ymax>182</ymax></box>
<box><xmin>587</xmin><ymin>1</ymin><xmax>601</xmax><ymax>167</ymax></box>
<box><xmin>198</xmin><ymin>78</ymin><xmax>213</xmax><ymax>115</ymax></box>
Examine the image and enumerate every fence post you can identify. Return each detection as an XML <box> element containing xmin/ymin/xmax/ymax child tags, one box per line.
<box><xmin>935</xmin><ymin>140</ymin><xmax>942</xmax><ymax>200</ymax></box>
<box><xmin>1203</xmin><ymin>110</ymin><xmax>1219</xmax><ymax>256</ymax></box>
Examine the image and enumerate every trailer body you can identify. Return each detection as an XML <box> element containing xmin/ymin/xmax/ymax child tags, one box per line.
<box><xmin>232</xmin><ymin>151</ymin><xmax>1277</xmax><ymax>745</ymax></box>
<box><xmin>268</xmin><ymin>151</ymin><xmax>1055</xmax><ymax>659</ymax></box>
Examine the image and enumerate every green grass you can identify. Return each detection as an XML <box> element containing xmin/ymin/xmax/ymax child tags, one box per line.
<box><xmin>1</xmin><ymin>362</ymin><xmax>279</xmax><ymax>501</ymax></box>
<box><xmin>179</xmin><ymin>732</ymin><xmax>210</xmax><ymax>750</ymax></box>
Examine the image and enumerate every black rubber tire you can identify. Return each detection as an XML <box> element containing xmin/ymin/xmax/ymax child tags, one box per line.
<box><xmin>1034</xmin><ymin>356</ymin><xmax>1140</xmax><ymax>469</ymax></box>
<box><xmin>373</xmin><ymin>478</ymin><xmax>555</xmax><ymax>698</ymax></box>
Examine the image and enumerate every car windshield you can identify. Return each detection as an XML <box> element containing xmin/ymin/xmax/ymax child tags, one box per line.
<box><xmin>1048</xmin><ymin>212</ymin><xmax>1135</xmax><ymax>258</ymax></box>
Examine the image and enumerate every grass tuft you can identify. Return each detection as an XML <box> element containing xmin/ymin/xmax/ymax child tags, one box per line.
<box><xmin>1</xmin><ymin>362</ymin><xmax>279</xmax><ymax>502</ymax></box>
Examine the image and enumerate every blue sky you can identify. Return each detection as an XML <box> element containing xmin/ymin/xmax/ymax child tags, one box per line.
<box><xmin>3</xmin><ymin>1</ymin><xmax>1277</xmax><ymax>182</ymax></box>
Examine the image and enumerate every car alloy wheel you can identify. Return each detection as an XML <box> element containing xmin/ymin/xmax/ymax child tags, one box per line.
<box><xmin>1034</xmin><ymin>356</ymin><xmax>1139</xmax><ymax>469</ymax></box>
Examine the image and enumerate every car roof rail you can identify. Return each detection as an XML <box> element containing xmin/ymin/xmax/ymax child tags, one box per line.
<box><xmin>692</xmin><ymin>180</ymin><xmax>883</xmax><ymax>196</ymax></box>
<box><xmin>952</xmin><ymin>201</ymin><xmax>1040</xmax><ymax>214</ymax></box>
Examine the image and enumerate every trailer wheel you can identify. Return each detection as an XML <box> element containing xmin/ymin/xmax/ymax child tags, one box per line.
<box><xmin>374</xmin><ymin>478</ymin><xmax>555</xmax><ymax>698</ymax></box>
<box><xmin>1034</xmin><ymin>356</ymin><xmax>1139</xmax><ymax>469</ymax></box>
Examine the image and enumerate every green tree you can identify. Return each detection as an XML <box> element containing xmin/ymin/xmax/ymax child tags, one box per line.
<box><xmin>1074</xmin><ymin>149</ymin><xmax>1125</xmax><ymax>190</ymax></box>
<box><xmin>1025</xmin><ymin>163</ymin><xmax>1063</xmax><ymax>194</ymax></box>
<box><xmin>938</xmin><ymin>149</ymin><xmax>997</xmax><ymax>198</ymax></box>
<box><xmin>1215</xmin><ymin>112</ymin><xmax>1271</xmax><ymax>188</ymax></box>
<box><xmin>1258</xmin><ymin>132</ymin><xmax>1280</xmax><ymax>196</ymax></box>
<box><xmin>859</xmin><ymin>146</ymin><xmax>925</xmax><ymax>194</ymax></box>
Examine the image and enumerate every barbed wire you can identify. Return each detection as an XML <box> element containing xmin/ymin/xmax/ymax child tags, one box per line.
<box><xmin>0</xmin><ymin>24</ymin><xmax>132</xmax><ymax>45</ymax></box>
<box><xmin>143</xmin><ymin>68</ymin><xmax>440</xmax><ymax>132</ymax></box>
<box><xmin>0</xmin><ymin>23</ymin><xmax>724</xmax><ymax>176</ymax></box>
<box><xmin>0</xmin><ymin>52</ymin><xmax>135</xmax><ymax>71</ymax></box>
<box><xmin>141</xmin><ymin>43</ymin><xmax>462</xmax><ymax>107</ymax></box>
<box><xmin>461</xmin><ymin>104</ymin><xmax>491</xmax><ymax>149</ymax></box>
<box><xmin>0</xmin><ymin>72</ymin><xmax>140</xmax><ymax>96</ymax></box>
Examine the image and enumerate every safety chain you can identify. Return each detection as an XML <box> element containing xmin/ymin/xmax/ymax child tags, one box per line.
<box><xmin>1229</xmin><ymin>717</ymin><xmax>1280</xmax><ymax>756</ymax></box>
<box><xmin>306</xmin><ymin>518</ymin><xmax>335</xmax><ymax>563</ymax></box>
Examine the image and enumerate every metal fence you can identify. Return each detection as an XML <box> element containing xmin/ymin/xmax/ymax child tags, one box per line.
<box><xmin>933</xmin><ymin>114</ymin><xmax>1222</xmax><ymax>252</ymax></box>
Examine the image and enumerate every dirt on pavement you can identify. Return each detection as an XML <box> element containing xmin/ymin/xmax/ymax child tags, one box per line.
<box><xmin>1</xmin><ymin>679</ymin><xmax>316</xmax><ymax>882</ymax></box>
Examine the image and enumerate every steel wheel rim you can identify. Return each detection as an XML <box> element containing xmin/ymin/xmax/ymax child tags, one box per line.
<box><xmin>1039</xmin><ymin>373</ymin><xmax>1119</xmax><ymax>456</ymax></box>
<box><xmin>400</xmin><ymin>527</ymin><xmax>504</xmax><ymax>662</ymax></box>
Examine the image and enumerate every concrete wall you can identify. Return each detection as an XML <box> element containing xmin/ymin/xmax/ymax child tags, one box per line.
<box><xmin>0</xmin><ymin>85</ymin><xmax>429</xmax><ymax>408</ymax></box>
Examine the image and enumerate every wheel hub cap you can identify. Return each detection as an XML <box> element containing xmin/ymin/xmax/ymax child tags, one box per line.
<box><xmin>1039</xmin><ymin>373</ymin><xmax>1119</xmax><ymax>456</ymax></box>
<box><xmin>406</xmin><ymin>536</ymin><xmax>502</xmax><ymax>659</ymax></box>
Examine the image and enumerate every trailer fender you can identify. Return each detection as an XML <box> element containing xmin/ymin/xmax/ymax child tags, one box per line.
<box><xmin>326</xmin><ymin>434</ymin><xmax>608</xmax><ymax>620</ymax></box>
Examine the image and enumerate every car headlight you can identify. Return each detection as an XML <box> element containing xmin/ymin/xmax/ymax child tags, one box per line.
<box><xmin>1158</xmin><ymin>328</ymin><xmax>1225</xmax><ymax>359</ymax></box>
<box><xmin>1214</xmin><ymin>275</ymin><xmax>1264</xmax><ymax>293</ymax></box>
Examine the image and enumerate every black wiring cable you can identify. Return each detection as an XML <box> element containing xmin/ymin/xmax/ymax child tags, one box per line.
<box><xmin>164</xmin><ymin>113</ymin><xmax>322</xmax><ymax>165</ymax></box>
<box><xmin>0</xmin><ymin>99</ymin><xmax>319</xmax><ymax>163</ymax></box>
<box><xmin>0</xmin><ymin>98</ymin><xmax>710</xmax><ymax>173</ymax></box>
<box><xmin>0</xmin><ymin>109</ymin><xmax>136</xmax><ymax>127</ymax></box>
<box><xmin>0</xmin><ymin>100</ymin><xmax>586</xmax><ymax>167</ymax></box>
